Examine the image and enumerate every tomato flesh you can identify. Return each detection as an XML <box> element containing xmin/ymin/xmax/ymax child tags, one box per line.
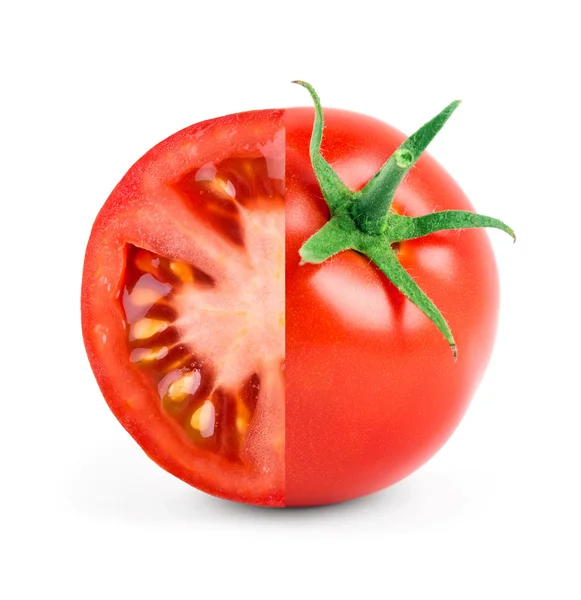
<box><xmin>119</xmin><ymin>152</ymin><xmax>286</xmax><ymax>469</ymax></box>
<box><xmin>82</xmin><ymin>107</ymin><xmax>499</xmax><ymax>507</ymax></box>
<box><xmin>83</xmin><ymin>111</ymin><xmax>285</xmax><ymax>506</ymax></box>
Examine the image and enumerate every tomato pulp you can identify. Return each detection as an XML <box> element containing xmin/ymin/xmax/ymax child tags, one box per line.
<box><xmin>82</xmin><ymin>106</ymin><xmax>499</xmax><ymax>507</ymax></box>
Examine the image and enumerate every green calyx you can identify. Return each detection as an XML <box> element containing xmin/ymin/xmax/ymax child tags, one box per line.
<box><xmin>293</xmin><ymin>81</ymin><xmax>515</xmax><ymax>360</ymax></box>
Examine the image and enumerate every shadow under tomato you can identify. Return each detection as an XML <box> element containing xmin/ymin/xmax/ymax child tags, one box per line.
<box><xmin>66</xmin><ymin>441</ymin><xmax>470</xmax><ymax>530</ymax></box>
<box><xmin>199</xmin><ymin>485</ymin><xmax>409</xmax><ymax>519</ymax></box>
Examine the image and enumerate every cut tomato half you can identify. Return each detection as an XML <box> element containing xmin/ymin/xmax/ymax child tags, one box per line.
<box><xmin>82</xmin><ymin>110</ymin><xmax>286</xmax><ymax>506</ymax></box>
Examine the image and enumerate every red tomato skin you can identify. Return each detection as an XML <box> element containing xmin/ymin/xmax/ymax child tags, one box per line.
<box><xmin>285</xmin><ymin>107</ymin><xmax>499</xmax><ymax>506</ymax></box>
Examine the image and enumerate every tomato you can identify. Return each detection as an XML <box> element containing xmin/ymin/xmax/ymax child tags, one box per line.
<box><xmin>82</xmin><ymin>91</ymin><xmax>508</xmax><ymax>507</ymax></box>
<box><xmin>285</xmin><ymin>107</ymin><xmax>499</xmax><ymax>505</ymax></box>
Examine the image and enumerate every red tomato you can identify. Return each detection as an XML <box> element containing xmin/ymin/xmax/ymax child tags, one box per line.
<box><xmin>285</xmin><ymin>108</ymin><xmax>498</xmax><ymax>505</ymax></box>
<box><xmin>82</xmin><ymin>104</ymin><xmax>499</xmax><ymax>507</ymax></box>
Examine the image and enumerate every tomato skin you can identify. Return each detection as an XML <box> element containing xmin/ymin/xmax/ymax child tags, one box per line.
<box><xmin>285</xmin><ymin>108</ymin><xmax>499</xmax><ymax>506</ymax></box>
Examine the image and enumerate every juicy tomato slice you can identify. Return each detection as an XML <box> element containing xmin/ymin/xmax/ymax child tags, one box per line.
<box><xmin>82</xmin><ymin>110</ymin><xmax>285</xmax><ymax>506</ymax></box>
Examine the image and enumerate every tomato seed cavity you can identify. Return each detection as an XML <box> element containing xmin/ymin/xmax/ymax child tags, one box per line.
<box><xmin>119</xmin><ymin>156</ymin><xmax>285</xmax><ymax>468</ymax></box>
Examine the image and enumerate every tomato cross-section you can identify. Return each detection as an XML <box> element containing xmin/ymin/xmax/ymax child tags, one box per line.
<box><xmin>82</xmin><ymin>102</ymin><xmax>503</xmax><ymax>507</ymax></box>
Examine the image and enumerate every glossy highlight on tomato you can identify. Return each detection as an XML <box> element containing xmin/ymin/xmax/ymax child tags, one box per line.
<box><xmin>82</xmin><ymin>99</ymin><xmax>502</xmax><ymax>507</ymax></box>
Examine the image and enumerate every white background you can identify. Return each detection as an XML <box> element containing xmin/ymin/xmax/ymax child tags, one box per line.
<box><xmin>1</xmin><ymin>1</ymin><xmax>579</xmax><ymax>598</ymax></box>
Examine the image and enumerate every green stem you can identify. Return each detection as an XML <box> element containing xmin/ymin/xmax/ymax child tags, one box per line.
<box><xmin>293</xmin><ymin>81</ymin><xmax>515</xmax><ymax>359</ymax></box>
<box><xmin>292</xmin><ymin>81</ymin><xmax>352</xmax><ymax>213</ymax></box>
<box><xmin>358</xmin><ymin>239</ymin><xmax>457</xmax><ymax>359</ymax></box>
<box><xmin>388</xmin><ymin>211</ymin><xmax>516</xmax><ymax>243</ymax></box>
<box><xmin>299</xmin><ymin>217</ymin><xmax>356</xmax><ymax>265</ymax></box>
<box><xmin>354</xmin><ymin>100</ymin><xmax>461</xmax><ymax>234</ymax></box>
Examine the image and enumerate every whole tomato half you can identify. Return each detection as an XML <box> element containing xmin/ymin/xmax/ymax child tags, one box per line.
<box><xmin>82</xmin><ymin>83</ymin><xmax>513</xmax><ymax>507</ymax></box>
